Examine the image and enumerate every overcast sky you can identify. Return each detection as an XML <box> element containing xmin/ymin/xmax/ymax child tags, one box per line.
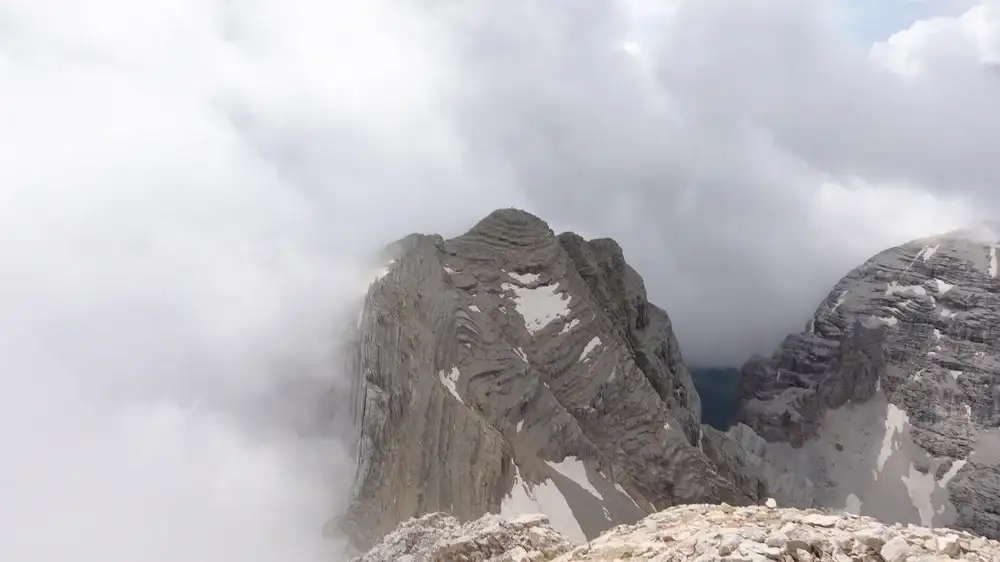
<box><xmin>1</xmin><ymin>1</ymin><xmax>998</xmax><ymax>560</ymax></box>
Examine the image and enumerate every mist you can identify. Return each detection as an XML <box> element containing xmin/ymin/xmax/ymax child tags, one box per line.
<box><xmin>2</xmin><ymin>0</ymin><xmax>999</xmax><ymax>560</ymax></box>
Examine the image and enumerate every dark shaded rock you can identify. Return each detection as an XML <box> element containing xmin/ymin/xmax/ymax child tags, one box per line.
<box><xmin>690</xmin><ymin>367</ymin><xmax>742</xmax><ymax>430</ymax></box>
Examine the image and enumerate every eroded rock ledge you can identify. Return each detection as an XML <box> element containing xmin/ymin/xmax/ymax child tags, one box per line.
<box><xmin>355</xmin><ymin>503</ymin><xmax>1000</xmax><ymax>562</ymax></box>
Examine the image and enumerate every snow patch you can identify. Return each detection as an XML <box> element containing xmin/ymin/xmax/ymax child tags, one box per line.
<box><xmin>939</xmin><ymin>459</ymin><xmax>967</xmax><ymax>487</ymax></box>
<box><xmin>613</xmin><ymin>482</ymin><xmax>641</xmax><ymax>509</ymax></box>
<box><xmin>922</xmin><ymin>245</ymin><xmax>940</xmax><ymax>262</ymax></box>
<box><xmin>502</xmin><ymin>282</ymin><xmax>571</xmax><ymax>334</ymax></box>
<box><xmin>950</xmin><ymin>370</ymin><xmax>962</xmax><ymax>380</ymax></box>
<box><xmin>513</xmin><ymin>347</ymin><xmax>528</xmax><ymax>363</ymax></box>
<box><xmin>933</xmin><ymin>279</ymin><xmax>954</xmax><ymax>294</ymax></box>
<box><xmin>885</xmin><ymin>281</ymin><xmax>926</xmax><ymax>298</ymax></box>
<box><xmin>874</xmin><ymin>315</ymin><xmax>898</xmax><ymax>327</ymax></box>
<box><xmin>933</xmin><ymin>329</ymin><xmax>942</xmax><ymax>341</ymax></box>
<box><xmin>516</xmin><ymin>420</ymin><xmax>524</xmax><ymax>433</ymax></box>
<box><xmin>876</xmin><ymin>404</ymin><xmax>909</xmax><ymax>475</ymax></box>
<box><xmin>547</xmin><ymin>457</ymin><xmax>603</xmax><ymax>500</ymax></box>
<box><xmin>560</xmin><ymin>318</ymin><xmax>580</xmax><ymax>335</ymax></box>
<box><xmin>469</xmin><ymin>304</ymin><xmax>481</xmax><ymax>313</ymax></box>
<box><xmin>500</xmin><ymin>466</ymin><xmax>586</xmax><ymax>543</ymax></box>
<box><xmin>844</xmin><ymin>493</ymin><xmax>863</xmax><ymax>514</ymax></box>
<box><xmin>580</xmin><ymin>337</ymin><xmax>602</xmax><ymax>361</ymax></box>
<box><xmin>444</xmin><ymin>266</ymin><xmax>457</xmax><ymax>275</ymax></box>
<box><xmin>991</xmin><ymin>247</ymin><xmax>998</xmax><ymax>278</ymax></box>
<box><xmin>940</xmin><ymin>308</ymin><xmax>959</xmax><ymax>319</ymax></box>
<box><xmin>508</xmin><ymin>271</ymin><xmax>541</xmax><ymax>285</ymax></box>
<box><xmin>901</xmin><ymin>463</ymin><xmax>936</xmax><ymax>527</ymax></box>
<box><xmin>831</xmin><ymin>290</ymin><xmax>848</xmax><ymax>312</ymax></box>
<box><xmin>439</xmin><ymin>367</ymin><xmax>463</xmax><ymax>404</ymax></box>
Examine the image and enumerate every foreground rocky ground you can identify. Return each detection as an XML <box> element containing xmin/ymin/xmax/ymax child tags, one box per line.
<box><xmin>355</xmin><ymin>503</ymin><xmax>1000</xmax><ymax>562</ymax></box>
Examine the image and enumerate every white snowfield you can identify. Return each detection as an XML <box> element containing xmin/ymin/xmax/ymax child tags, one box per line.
<box><xmin>501</xmin><ymin>280</ymin><xmax>572</xmax><ymax>335</ymax></box>
<box><xmin>500</xmin><ymin>465</ymin><xmax>585</xmax><ymax>543</ymax></box>
<box><xmin>933</xmin><ymin>278</ymin><xmax>954</xmax><ymax>294</ymax></box>
<box><xmin>547</xmin><ymin>457</ymin><xmax>603</xmax><ymax>500</ymax></box>
<box><xmin>578</xmin><ymin>337</ymin><xmax>601</xmax><ymax>362</ymax></box>
<box><xmin>499</xmin><ymin>456</ymin><xmax>642</xmax><ymax>545</ymax></box>
<box><xmin>438</xmin><ymin>367</ymin><xmax>462</xmax><ymax>404</ymax></box>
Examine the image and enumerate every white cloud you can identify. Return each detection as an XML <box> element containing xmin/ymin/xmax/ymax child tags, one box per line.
<box><xmin>872</xmin><ymin>3</ymin><xmax>1000</xmax><ymax>75</ymax></box>
<box><xmin>1</xmin><ymin>1</ymin><xmax>999</xmax><ymax>560</ymax></box>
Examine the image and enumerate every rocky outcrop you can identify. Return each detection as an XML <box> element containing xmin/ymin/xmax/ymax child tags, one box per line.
<box><xmin>352</xmin><ymin>512</ymin><xmax>574</xmax><ymax>562</ymax></box>
<box><xmin>338</xmin><ymin>209</ymin><xmax>802</xmax><ymax>548</ymax></box>
<box><xmin>356</xmin><ymin>504</ymin><xmax>1000</xmax><ymax>562</ymax></box>
<box><xmin>739</xmin><ymin>226</ymin><xmax>1000</xmax><ymax>539</ymax></box>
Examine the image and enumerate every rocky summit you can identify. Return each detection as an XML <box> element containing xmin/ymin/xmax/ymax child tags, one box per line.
<box><xmin>738</xmin><ymin>226</ymin><xmax>1000</xmax><ymax>539</ymax></box>
<box><xmin>337</xmin><ymin>209</ymin><xmax>803</xmax><ymax>548</ymax></box>
<box><xmin>354</xmin><ymin>504</ymin><xmax>1000</xmax><ymax>562</ymax></box>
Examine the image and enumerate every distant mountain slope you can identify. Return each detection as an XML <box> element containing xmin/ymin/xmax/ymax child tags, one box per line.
<box><xmin>739</xmin><ymin>226</ymin><xmax>1000</xmax><ymax>539</ymax></box>
<box><xmin>690</xmin><ymin>367</ymin><xmax>741</xmax><ymax>430</ymax></box>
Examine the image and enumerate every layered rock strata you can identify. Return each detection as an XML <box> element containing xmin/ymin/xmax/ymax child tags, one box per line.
<box><xmin>339</xmin><ymin>209</ymin><xmax>805</xmax><ymax>547</ymax></box>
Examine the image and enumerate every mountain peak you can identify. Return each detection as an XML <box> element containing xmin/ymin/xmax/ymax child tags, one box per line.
<box><xmin>338</xmin><ymin>209</ymin><xmax>805</xmax><ymax>548</ymax></box>
<box><xmin>738</xmin><ymin>228</ymin><xmax>1000</xmax><ymax>538</ymax></box>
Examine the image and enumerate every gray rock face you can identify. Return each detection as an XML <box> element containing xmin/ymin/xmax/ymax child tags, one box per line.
<box><xmin>339</xmin><ymin>209</ymin><xmax>793</xmax><ymax>547</ymax></box>
<box><xmin>739</xmin><ymin>227</ymin><xmax>1000</xmax><ymax>539</ymax></box>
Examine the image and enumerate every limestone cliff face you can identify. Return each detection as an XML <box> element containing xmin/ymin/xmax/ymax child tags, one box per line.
<box><xmin>339</xmin><ymin>209</ymin><xmax>793</xmax><ymax>547</ymax></box>
<box><xmin>739</xmin><ymin>227</ymin><xmax>1000</xmax><ymax>539</ymax></box>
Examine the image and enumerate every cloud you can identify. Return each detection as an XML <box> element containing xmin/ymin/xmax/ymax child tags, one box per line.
<box><xmin>437</xmin><ymin>0</ymin><xmax>994</xmax><ymax>362</ymax></box>
<box><xmin>0</xmin><ymin>0</ymin><xmax>997</xmax><ymax>560</ymax></box>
